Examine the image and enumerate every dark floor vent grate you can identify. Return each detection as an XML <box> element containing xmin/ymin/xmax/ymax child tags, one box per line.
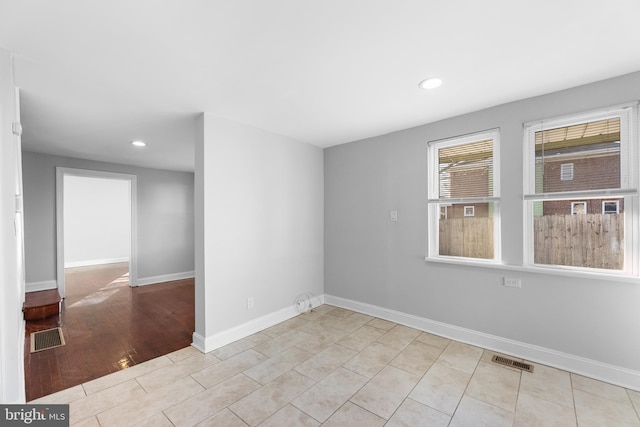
<box><xmin>30</xmin><ymin>327</ymin><xmax>65</xmax><ymax>353</ymax></box>
<box><xmin>491</xmin><ymin>354</ymin><xmax>534</xmax><ymax>372</ymax></box>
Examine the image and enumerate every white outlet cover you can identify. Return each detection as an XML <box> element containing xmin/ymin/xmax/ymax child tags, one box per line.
<box><xmin>503</xmin><ymin>278</ymin><xmax>521</xmax><ymax>288</ymax></box>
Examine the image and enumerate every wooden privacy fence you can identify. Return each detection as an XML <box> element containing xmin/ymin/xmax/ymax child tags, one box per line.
<box><xmin>533</xmin><ymin>213</ymin><xmax>623</xmax><ymax>270</ymax></box>
<box><xmin>439</xmin><ymin>217</ymin><xmax>493</xmax><ymax>259</ymax></box>
<box><xmin>438</xmin><ymin>214</ymin><xmax>623</xmax><ymax>269</ymax></box>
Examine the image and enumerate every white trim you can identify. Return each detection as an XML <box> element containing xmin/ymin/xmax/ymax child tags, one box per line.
<box><xmin>539</xmin><ymin>147</ymin><xmax>620</xmax><ymax>162</ymax></box>
<box><xmin>136</xmin><ymin>271</ymin><xmax>195</xmax><ymax>287</ymax></box>
<box><xmin>428</xmin><ymin>196</ymin><xmax>500</xmax><ymax>204</ymax></box>
<box><xmin>64</xmin><ymin>258</ymin><xmax>129</xmax><ymax>269</ymax></box>
<box><xmin>191</xmin><ymin>295</ymin><xmax>325</xmax><ymax>353</ymax></box>
<box><xmin>324</xmin><ymin>294</ymin><xmax>640</xmax><ymax>392</ymax></box>
<box><xmin>523</xmin><ymin>188</ymin><xmax>637</xmax><ymax>201</ymax></box>
<box><xmin>602</xmin><ymin>200</ymin><xmax>620</xmax><ymax>214</ymax></box>
<box><xmin>427</xmin><ymin>128</ymin><xmax>500</xmax><ymax>148</ymax></box>
<box><xmin>522</xmin><ymin>101</ymin><xmax>639</xmax><ymax>130</ymax></box>
<box><xmin>0</xmin><ymin>56</ymin><xmax>26</xmax><ymax>403</ymax></box>
<box><xmin>571</xmin><ymin>201</ymin><xmax>586</xmax><ymax>215</ymax></box>
<box><xmin>25</xmin><ymin>280</ymin><xmax>58</xmax><ymax>293</ymax></box>
<box><xmin>56</xmin><ymin>168</ymin><xmax>138</xmax><ymax>297</ymax></box>
<box><xmin>424</xmin><ymin>256</ymin><xmax>640</xmax><ymax>284</ymax></box>
<box><xmin>191</xmin><ymin>333</ymin><xmax>207</xmax><ymax>353</ymax></box>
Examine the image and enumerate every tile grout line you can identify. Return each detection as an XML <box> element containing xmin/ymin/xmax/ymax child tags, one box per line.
<box><xmin>510</xmin><ymin>364</ymin><xmax>524</xmax><ymax>426</ymax></box>
<box><xmin>628</xmin><ymin>389</ymin><xmax>640</xmax><ymax>422</ymax></box>
<box><xmin>38</xmin><ymin>305</ymin><xmax>640</xmax><ymax>425</ymax></box>
<box><xmin>445</xmin><ymin>340</ymin><xmax>480</xmax><ymax>423</ymax></box>
<box><xmin>381</xmin><ymin>335</ymin><xmax>448</xmax><ymax>423</ymax></box>
<box><xmin>569</xmin><ymin>372</ymin><xmax>579</xmax><ymax>426</ymax></box>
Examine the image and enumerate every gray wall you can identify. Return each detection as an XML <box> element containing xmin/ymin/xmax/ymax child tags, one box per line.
<box><xmin>22</xmin><ymin>151</ymin><xmax>194</xmax><ymax>284</ymax></box>
<box><xmin>324</xmin><ymin>71</ymin><xmax>640</xmax><ymax>373</ymax></box>
<box><xmin>194</xmin><ymin>114</ymin><xmax>324</xmax><ymax>349</ymax></box>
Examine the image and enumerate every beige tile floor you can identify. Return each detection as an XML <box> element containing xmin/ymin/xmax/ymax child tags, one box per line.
<box><xmin>31</xmin><ymin>305</ymin><xmax>640</xmax><ymax>426</ymax></box>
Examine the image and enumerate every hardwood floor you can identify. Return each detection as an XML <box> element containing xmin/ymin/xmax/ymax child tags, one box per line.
<box><xmin>24</xmin><ymin>263</ymin><xmax>194</xmax><ymax>401</ymax></box>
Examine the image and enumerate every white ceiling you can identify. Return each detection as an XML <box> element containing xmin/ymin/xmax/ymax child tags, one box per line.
<box><xmin>2</xmin><ymin>1</ymin><xmax>640</xmax><ymax>172</ymax></box>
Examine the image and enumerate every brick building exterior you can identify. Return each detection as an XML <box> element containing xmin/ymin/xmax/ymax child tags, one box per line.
<box><xmin>541</xmin><ymin>153</ymin><xmax>623</xmax><ymax>215</ymax></box>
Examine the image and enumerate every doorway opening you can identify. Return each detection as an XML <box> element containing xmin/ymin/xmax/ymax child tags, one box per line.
<box><xmin>55</xmin><ymin>168</ymin><xmax>137</xmax><ymax>298</ymax></box>
<box><xmin>25</xmin><ymin>167</ymin><xmax>193</xmax><ymax>401</ymax></box>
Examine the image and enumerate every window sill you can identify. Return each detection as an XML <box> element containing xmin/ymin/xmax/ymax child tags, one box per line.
<box><xmin>424</xmin><ymin>256</ymin><xmax>640</xmax><ymax>284</ymax></box>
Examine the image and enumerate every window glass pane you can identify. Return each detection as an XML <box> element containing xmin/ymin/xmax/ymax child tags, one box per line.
<box><xmin>439</xmin><ymin>202</ymin><xmax>493</xmax><ymax>259</ymax></box>
<box><xmin>533</xmin><ymin>198</ymin><xmax>624</xmax><ymax>270</ymax></box>
<box><xmin>439</xmin><ymin>204</ymin><xmax>451</xmax><ymax>219</ymax></box>
<box><xmin>439</xmin><ymin>139</ymin><xmax>493</xmax><ymax>198</ymax></box>
<box><xmin>560</xmin><ymin>163</ymin><xmax>574</xmax><ymax>181</ymax></box>
<box><xmin>571</xmin><ymin>201</ymin><xmax>586</xmax><ymax>215</ymax></box>
<box><xmin>535</xmin><ymin>118</ymin><xmax>620</xmax><ymax>193</ymax></box>
<box><xmin>603</xmin><ymin>200</ymin><xmax>619</xmax><ymax>214</ymax></box>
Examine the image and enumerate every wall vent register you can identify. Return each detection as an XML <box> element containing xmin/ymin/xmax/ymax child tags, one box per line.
<box><xmin>491</xmin><ymin>354</ymin><xmax>534</xmax><ymax>372</ymax></box>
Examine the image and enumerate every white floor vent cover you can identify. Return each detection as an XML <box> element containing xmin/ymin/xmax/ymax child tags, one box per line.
<box><xmin>491</xmin><ymin>354</ymin><xmax>534</xmax><ymax>373</ymax></box>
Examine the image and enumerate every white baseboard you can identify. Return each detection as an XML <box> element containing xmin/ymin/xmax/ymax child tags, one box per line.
<box><xmin>191</xmin><ymin>333</ymin><xmax>207</xmax><ymax>353</ymax></box>
<box><xmin>136</xmin><ymin>271</ymin><xmax>195</xmax><ymax>287</ymax></box>
<box><xmin>324</xmin><ymin>294</ymin><xmax>640</xmax><ymax>392</ymax></box>
<box><xmin>25</xmin><ymin>280</ymin><xmax>57</xmax><ymax>293</ymax></box>
<box><xmin>192</xmin><ymin>294</ymin><xmax>325</xmax><ymax>353</ymax></box>
<box><xmin>64</xmin><ymin>257</ymin><xmax>129</xmax><ymax>268</ymax></box>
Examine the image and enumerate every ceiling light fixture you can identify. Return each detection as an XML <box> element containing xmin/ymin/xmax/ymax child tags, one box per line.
<box><xmin>419</xmin><ymin>77</ymin><xmax>443</xmax><ymax>90</ymax></box>
<box><xmin>131</xmin><ymin>140</ymin><xmax>146</xmax><ymax>147</ymax></box>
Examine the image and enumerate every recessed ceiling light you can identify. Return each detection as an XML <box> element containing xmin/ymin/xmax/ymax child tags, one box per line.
<box><xmin>131</xmin><ymin>140</ymin><xmax>146</xmax><ymax>147</ymax></box>
<box><xmin>419</xmin><ymin>77</ymin><xmax>443</xmax><ymax>90</ymax></box>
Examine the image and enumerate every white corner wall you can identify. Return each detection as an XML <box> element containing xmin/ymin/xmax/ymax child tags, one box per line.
<box><xmin>193</xmin><ymin>114</ymin><xmax>324</xmax><ymax>352</ymax></box>
<box><xmin>0</xmin><ymin>48</ymin><xmax>25</xmax><ymax>403</ymax></box>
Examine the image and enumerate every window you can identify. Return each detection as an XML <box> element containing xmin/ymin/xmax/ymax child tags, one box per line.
<box><xmin>440</xmin><ymin>204</ymin><xmax>451</xmax><ymax>219</ymax></box>
<box><xmin>428</xmin><ymin>129</ymin><xmax>500</xmax><ymax>261</ymax></box>
<box><xmin>571</xmin><ymin>201</ymin><xmax>586</xmax><ymax>215</ymax></box>
<box><xmin>560</xmin><ymin>163</ymin><xmax>574</xmax><ymax>181</ymax></box>
<box><xmin>524</xmin><ymin>104</ymin><xmax>638</xmax><ymax>275</ymax></box>
<box><xmin>603</xmin><ymin>200</ymin><xmax>620</xmax><ymax>214</ymax></box>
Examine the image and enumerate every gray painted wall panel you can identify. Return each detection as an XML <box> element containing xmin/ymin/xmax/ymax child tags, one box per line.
<box><xmin>22</xmin><ymin>151</ymin><xmax>194</xmax><ymax>283</ymax></box>
<box><xmin>324</xmin><ymin>71</ymin><xmax>640</xmax><ymax>371</ymax></box>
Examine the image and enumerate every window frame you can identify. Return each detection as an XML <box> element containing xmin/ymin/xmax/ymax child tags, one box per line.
<box><xmin>602</xmin><ymin>200</ymin><xmax>620</xmax><ymax>214</ymax></box>
<box><xmin>570</xmin><ymin>201</ymin><xmax>586</xmax><ymax>215</ymax></box>
<box><xmin>560</xmin><ymin>163</ymin><xmax>574</xmax><ymax>181</ymax></box>
<box><xmin>523</xmin><ymin>103</ymin><xmax>639</xmax><ymax>276</ymax></box>
<box><xmin>427</xmin><ymin>129</ymin><xmax>501</xmax><ymax>263</ymax></box>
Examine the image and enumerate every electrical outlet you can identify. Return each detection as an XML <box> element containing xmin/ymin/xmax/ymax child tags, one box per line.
<box><xmin>247</xmin><ymin>297</ymin><xmax>254</xmax><ymax>309</ymax></box>
<box><xmin>390</xmin><ymin>210</ymin><xmax>398</xmax><ymax>222</ymax></box>
<box><xmin>503</xmin><ymin>277</ymin><xmax>521</xmax><ymax>288</ymax></box>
